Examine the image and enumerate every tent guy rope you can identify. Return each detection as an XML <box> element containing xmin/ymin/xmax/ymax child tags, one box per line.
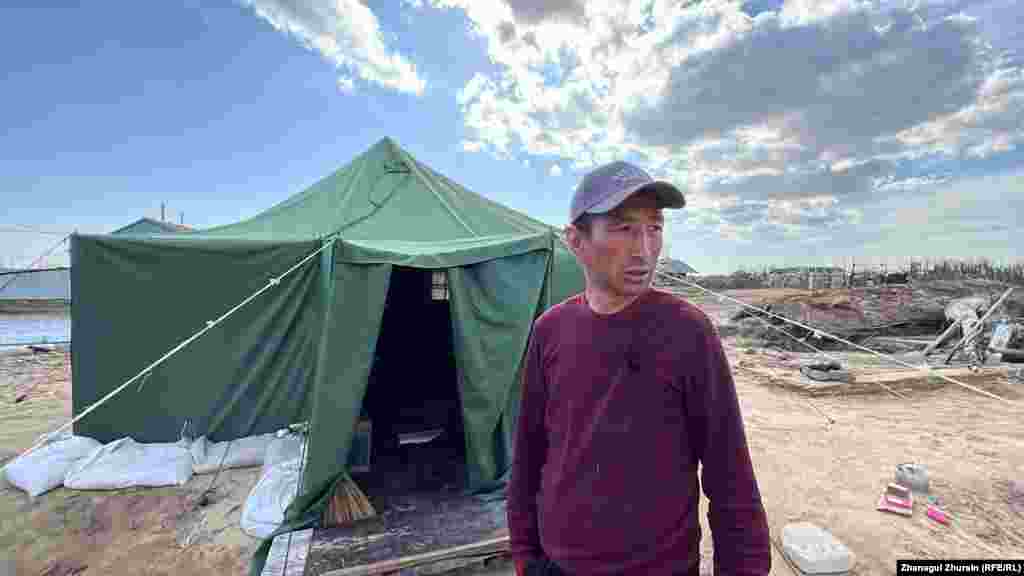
<box><xmin>0</xmin><ymin>234</ymin><xmax>70</xmax><ymax>295</ymax></box>
<box><xmin>12</xmin><ymin>237</ymin><xmax>337</xmax><ymax>463</ymax></box>
<box><xmin>0</xmin><ymin>224</ymin><xmax>76</xmax><ymax>236</ymax></box>
<box><xmin>738</xmin><ymin>305</ymin><xmax>908</xmax><ymax>401</ymax></box>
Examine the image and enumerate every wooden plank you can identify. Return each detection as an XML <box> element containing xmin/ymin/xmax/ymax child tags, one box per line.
<box><xmin>307</xmin><ymin>489</ymin><xmax>508</xmax><ymax>576</ymax></box>
<box><xmin>262</xmin><ymin>528</ymin><xmax>314</xmax><ymax>576</ymax></box>
<box><xmin>410</xmin><ymin>552</ymin><xmax>510</xmax><ymax>575</ymax></box>
<box><xmin>867</xmin><ymin>336</ymin><xmax>940</xmax><ymax>345</ymax></box>
<box><xmin>321</xmin><ymin>535</ymin><xmax>510</xmax><ymax>576</ymax></box>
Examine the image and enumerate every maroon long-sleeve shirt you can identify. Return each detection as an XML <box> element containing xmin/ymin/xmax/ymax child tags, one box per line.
<box><xmin>507</xmin><ymin>289</ymin><xmax>770</xmax><ymax>575</ymax></box>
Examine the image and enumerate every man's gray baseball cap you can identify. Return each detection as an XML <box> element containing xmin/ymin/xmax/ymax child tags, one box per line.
<box><xmin>569</xmin><ymin>160</ymin><xmax>685</xmax><ymax>223</ymax></box>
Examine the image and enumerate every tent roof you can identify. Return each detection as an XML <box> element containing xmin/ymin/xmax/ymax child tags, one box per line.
<box><xmin>111</xmin><ymin>218</ymin><xmax>193</xmax><ymax>236</ymax></box>
<box><xmin>659</xmin><ymin>257</ymin><xmax>698</xmax><ymax>275</ymax></box>
<box><xmin>193</xmin><ymin>137</ymin><xmax>557</xmax><ymax>244</ymax></box>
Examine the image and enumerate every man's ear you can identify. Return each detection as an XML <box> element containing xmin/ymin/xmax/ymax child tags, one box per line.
<box><xmin>564</xmin><ymin>225</ymin><xmax>582</xmax><ymax>257</ymax></box>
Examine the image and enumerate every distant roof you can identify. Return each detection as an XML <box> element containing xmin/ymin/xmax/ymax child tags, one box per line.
<box><xmin>110</xmin><ymin>218</ymin><xmax>193</xmax><ymax>236</ymax></box>
<box><xmin>659</xmin><ymin>258</ymin><xmax>698</xmax><ymax>275</ymax></box>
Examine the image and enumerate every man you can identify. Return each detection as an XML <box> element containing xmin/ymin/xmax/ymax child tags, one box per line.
<box><xmin>507</xmin><ymin>161</ymin><xmax>771</xmax><ymax>576</ymax></box>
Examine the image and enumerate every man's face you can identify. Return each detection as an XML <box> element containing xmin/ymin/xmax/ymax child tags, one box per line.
<box><xmin>567</xmin><ymin>191</ymin><xmax>664</xmax><ymax>300</ymax></box>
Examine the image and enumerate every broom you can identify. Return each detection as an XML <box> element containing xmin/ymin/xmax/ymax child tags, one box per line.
<box><xmin>324</xmin><ymin>474</ymin><xmax>377</xmax><ymax>527</ymax></box>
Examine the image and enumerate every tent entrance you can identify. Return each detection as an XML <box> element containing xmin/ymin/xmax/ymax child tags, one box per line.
<box><xmin>356</xmin><ymin>266</ymin><xmax>467</xmax><ymax>502</ymax></box>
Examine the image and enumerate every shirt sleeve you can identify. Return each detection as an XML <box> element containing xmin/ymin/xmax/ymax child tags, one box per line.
<box><xmin>507</xmin><ymin>329</ymin><xmax>548</xmax><ymax>563</ymax></box>
<box><xmin>686</xmin><ymin>317</ymin><xmax>772</xmax><ymax>576</ymax></box>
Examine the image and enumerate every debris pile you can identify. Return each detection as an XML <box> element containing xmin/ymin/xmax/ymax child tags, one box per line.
<box><xmin>781</xmin><ymin>522</ymin><xmax>855</xmax><ymax>575</ymax></box>
<box><xmin>732</xmin><ymin>281</ymin><xmax>1024</xmax><ymax>356</ymax></box>
<box><xmin>800</xmin><ymin>360</ymin><xmax>853</xmax><ymax>383</ymax></box>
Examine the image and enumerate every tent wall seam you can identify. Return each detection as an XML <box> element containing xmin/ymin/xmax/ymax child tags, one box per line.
<box><xmin>336</xmin><ymin>151</ymin><xmax>372</xmax><ymax>222</ymax></box>
<box><xmin>399</xmin><ymin>149</ymin><xmax>477</xmax><ymax>237</ymax></box>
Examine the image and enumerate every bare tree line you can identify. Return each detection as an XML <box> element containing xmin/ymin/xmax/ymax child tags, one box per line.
<box><xmin>681</xmin><ymin>257</ymin><xmax>1024</xmax><ymax>291</ymax></box>
<box><xmin>905</xmin><ymin>257</ymin><xmax>1024</xmax><ymax>285</ymax></box>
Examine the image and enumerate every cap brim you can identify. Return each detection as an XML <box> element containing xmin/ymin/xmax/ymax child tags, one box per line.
<box><xmin>586</xmin><ymin>180</ymin><xmax>686</xmax><ymax>215</ymax></box>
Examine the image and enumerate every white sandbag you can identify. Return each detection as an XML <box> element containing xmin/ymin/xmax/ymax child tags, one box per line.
<box><xmin>240</xmin><ymin>457</ymin><xmax>303</xmax><ymax>539</ymax></box>
<box><xmin>262</xmin><ymin>432</ymin><xmax>307</xmax><ymax>473</ymax></box>
<box><xmin>2</xmin><ymin>435</ymin><xmax>102</xmax><ymax>498</ymax></box>
<box><xmin>64</xmin><ymin>437</ymin><xmax>193</xmax><ymax>490</ymax></box>
<box><xmin>191</xmin><ymin>433</ymin><xmax>276</xmax><ymax>474</ymax></box>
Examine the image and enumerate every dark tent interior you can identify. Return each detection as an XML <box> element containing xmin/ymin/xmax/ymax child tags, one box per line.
<box><xmin>357</xmin><ymin>267</ymin><xmax>468</xmax><ymax>504</ymax></box>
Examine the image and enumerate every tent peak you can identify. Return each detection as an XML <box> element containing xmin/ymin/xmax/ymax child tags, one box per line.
<box><xmin>374</xmin><ymin>136</ymin><xmax>403</xmax><ymax>153</ymax></box>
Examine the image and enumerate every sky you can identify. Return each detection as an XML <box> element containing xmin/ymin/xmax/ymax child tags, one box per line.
<box><xmin>1</xmin><ymin>0</ymin><xmax>1022</xmax><ymax>275</ymax></box>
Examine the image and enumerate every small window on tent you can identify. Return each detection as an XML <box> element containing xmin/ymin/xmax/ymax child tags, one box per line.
<box><xmin>431</xmin><ymin>270</ymin><xmax>449</xmax><ymax>301</ymax></box>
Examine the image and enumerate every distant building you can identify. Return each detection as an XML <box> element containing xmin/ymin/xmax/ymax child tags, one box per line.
<box><xmin>654</xmin><ymin>258</ymin><xmax>698</xmax><ymax>289</ymax></box>
<box><xmin>110</xmin><ymin>218</ymin><xmax>192</xmax><ymax>236</ymax></box>
<box><xmin>1</xmin><ymin>218</ymin><xmax>192</xmax><ymax>300</ymax></box>
<box><xmin>659</xmin><ymin>258</ymin><xmax>698</xmax><ymax>277</ymax></box>
<box><xmin>767</xmin><ymin>267</ymin><xmax>846</xmax><ymax>289</ymax></box>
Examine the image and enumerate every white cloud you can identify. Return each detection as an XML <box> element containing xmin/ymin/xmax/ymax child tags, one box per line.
<box><xmin>505</xmin><ymin>0</ymin><xmax>586</xmax><ymax>25</ymax></box>
<box><xmin>336</xmin><ymin>75</ymin><xmax>355</xmax><ymax>94</ymax></box>
<box><xmin>883</xmin><ymin>65</ymin><xmax>1024</xmax><ymax>158</ymax></box>
<box><xmin>241</xmin><ymin>0</ymin><xmax>426</xmax><ymax>95</ymax></box>
<box><xmin>429</xmin><ymin>0</ymin><xmax>1024</xmax><ymax>244</ymax></box>
<box><xmin>549</xmin><ymin>163</ymin><xmax>563</xmax><ymax>176</ymax></box>
<box><xmin>863</xmin><ymin>169</ymin><xmax>1024</xmax><ymax>257</ymax></box>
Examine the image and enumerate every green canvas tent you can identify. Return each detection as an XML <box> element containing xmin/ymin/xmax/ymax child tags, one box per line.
<box><xmin>69</xmin><ymin>137</ymin><xmax>584</xmax><ymax>566</ymax></box>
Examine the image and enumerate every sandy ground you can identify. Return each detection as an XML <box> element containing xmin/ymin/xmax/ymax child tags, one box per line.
<box><xmin>714</xmin><ymin>344</ymin><xmax>1024</xmax><ymax>575</ymax></box>
<box><xmin>0</xmin><ymin>347</ymin><xmax>263</xmax><ymax>576</ymax></box>
<box><xmin>2</xmin><ymin>289</ymin><xmax>1023</xmax><ymax>575</ymax></box>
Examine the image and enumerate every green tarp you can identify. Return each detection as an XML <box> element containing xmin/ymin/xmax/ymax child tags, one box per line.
<box><xmin>71</xmin><ymin>237</ymin><xmax>325</xmax><ymax>443</ymax></box>
<box><xmin>69</xmin><ymin>137</ymin><xmax>585</xmax><ymax>574</ymax></box>
<box><xmin>448</xmin><ymin>250</ymin><xmax>549</xmax><ymax>489</ymax></box>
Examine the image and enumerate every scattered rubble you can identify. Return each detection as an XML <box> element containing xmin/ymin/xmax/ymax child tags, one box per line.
<box><xmin>895</xmin><ymin>464</ymin><xmax>930</xmax><ymax>494</ymax></box>
<box><xmin>800</xmin><ymin>360</ymin><xmax>854</xmax><ymax>383</ymax></box>
<box><xmin>928</xmin><ymin>504</ymin><xmax>952</xmax><ymax>525</ymax></box>
<box><xmin>877</xmin><ymin>483</ymin><xmax>914</xmax><ymax>516</ymax></box>
<box><xmin>731</xmin><ymin>281</ymin><xmax>1024</xmax><ymax>358</ymax></box>
<box><xmin>781</xmin><ymin>522</ymin><xmax>855</xmax><ymax>575</ymax></box>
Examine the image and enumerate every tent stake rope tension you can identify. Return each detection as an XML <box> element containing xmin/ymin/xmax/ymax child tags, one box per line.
<box><xmin>13</xmin><ymin>236</ymin><xmax>337</xmax><ymax>463</ymax></box>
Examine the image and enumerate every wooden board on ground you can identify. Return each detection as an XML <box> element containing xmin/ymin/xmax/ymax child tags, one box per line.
<box><xmin>306</xmin><ymin>491</ymin><xmax>509</xmax><ymax>576</ymax></box>
<box><xmin>321</xmin><ymin>536</ymin><xmax>509</xmax><ymax>576</ymax></box>
<box><xmin>261</xmin><ymin>528</ymin><xmax>314</xmax><ymax>576</ymax></box>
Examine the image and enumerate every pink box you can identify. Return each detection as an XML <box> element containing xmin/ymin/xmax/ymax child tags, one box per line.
<box><xmin>927</xmin><ymin>505</ymin><xmax>950</xmax><ymax>525</ymax></box>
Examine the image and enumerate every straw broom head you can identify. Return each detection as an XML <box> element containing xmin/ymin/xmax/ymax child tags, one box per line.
<box><xmin>325</xmin><ymin>475</ymin><xmax>376</xmax><ymax>527</ymax></box>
